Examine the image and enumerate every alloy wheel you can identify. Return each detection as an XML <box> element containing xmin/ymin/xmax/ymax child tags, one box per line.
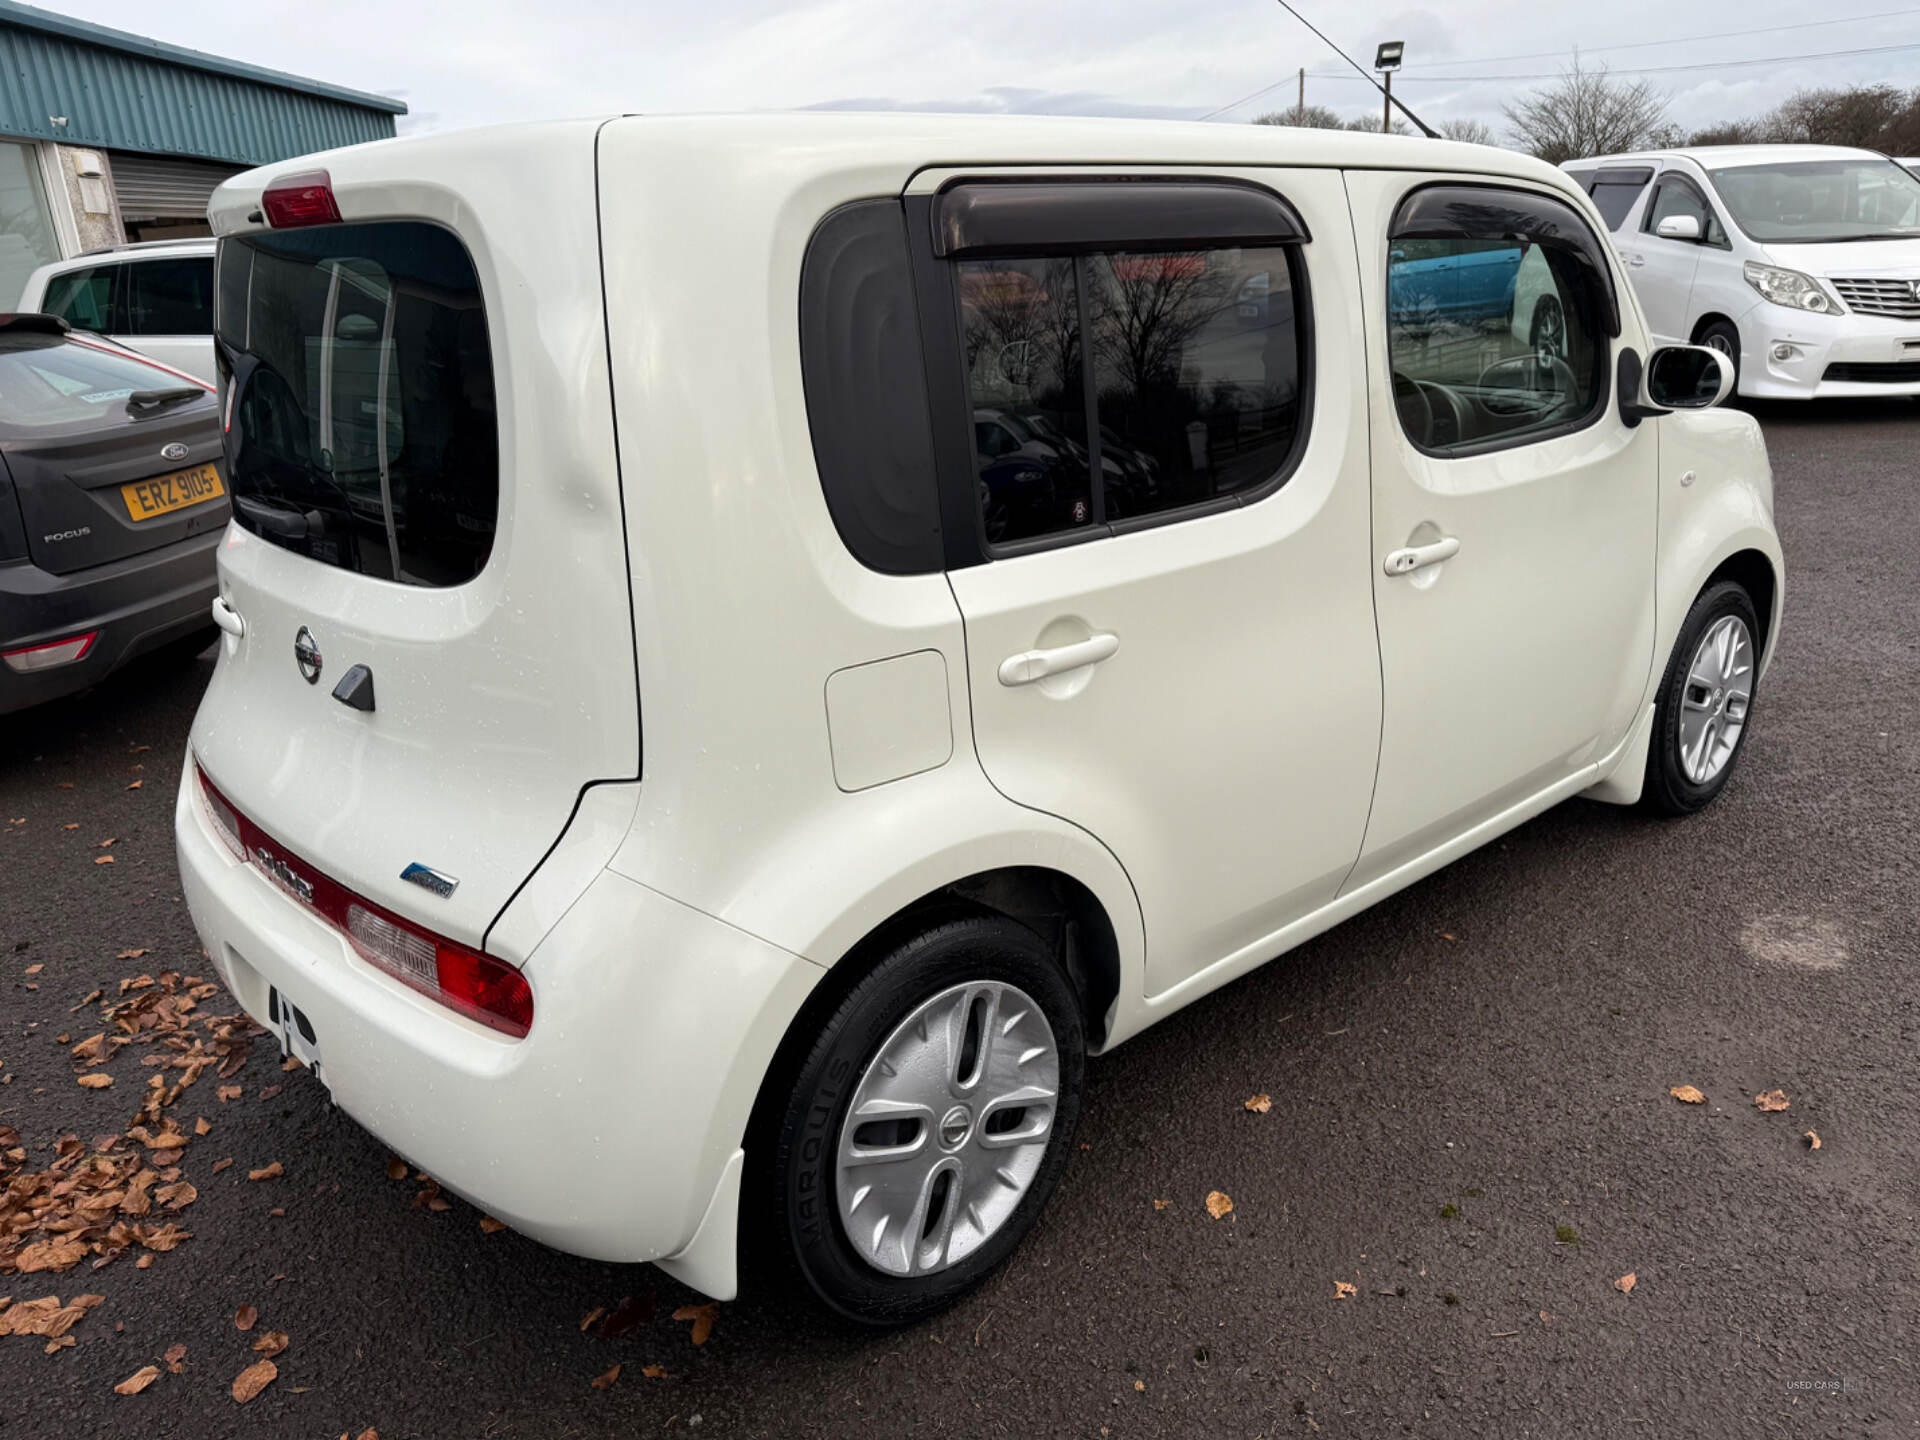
<box><xmin>1678</xmin><ymin>613</ymin><xmax>1754</xmax><ymax>784</ymax></box>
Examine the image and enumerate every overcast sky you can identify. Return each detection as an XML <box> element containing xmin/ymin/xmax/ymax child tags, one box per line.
<box><xmin>44</xmin><ymin>0</ymin><xmax>1920</xmax><ymax>139</ymax></box>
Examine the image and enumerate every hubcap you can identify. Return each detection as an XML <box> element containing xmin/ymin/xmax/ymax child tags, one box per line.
<box><xmin>835</xmin><ymin>981</ymin><xmax>1060</xmax><ymax>1278</ymax></box>
<box><xmin>1678</xmin><ymin>614</ymin><xmax>1754</xmax><ymax>784</ymax></box>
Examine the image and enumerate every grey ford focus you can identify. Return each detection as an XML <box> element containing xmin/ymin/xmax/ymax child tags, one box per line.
<box><xmin>0</xmin><ymin>314</ymin><xmax>225</xmax><ymax>714</ymax></box>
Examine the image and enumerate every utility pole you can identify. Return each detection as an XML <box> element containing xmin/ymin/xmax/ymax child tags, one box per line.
<box><xmin>1382</xmin><ymin>69</ymin><xmax>1391</xmax><ymax>134</ymax></box>
<box><xmin>1297</xmin><ymin>67</ymin><xmax>1304</xmax><ymax>122</ymax></box>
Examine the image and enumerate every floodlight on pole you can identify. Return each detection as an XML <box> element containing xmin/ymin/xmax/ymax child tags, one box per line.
<box><xmin>1375</xmin><ymin>41</ymin><xmax>1404</xmax><ymax>133</ymax></box>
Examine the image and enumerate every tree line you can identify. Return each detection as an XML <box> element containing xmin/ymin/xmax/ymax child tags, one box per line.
<box><xmin>1253</xmin><ymin>64</ymin><xmax>1920</xmax><ymax>164</ymax></box>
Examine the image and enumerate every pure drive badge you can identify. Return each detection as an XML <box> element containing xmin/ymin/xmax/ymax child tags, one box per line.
<box><xmin>293</xmin><ymin>626</ymin><xmax>322</xmax><ymax>684</ymax></box>
<box><xmin>401</xmin><ymin>863</ymin><xmax>459</xmax><ymax>899</ymax></box>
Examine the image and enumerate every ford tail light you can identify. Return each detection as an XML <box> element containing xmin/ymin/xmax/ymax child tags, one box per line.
<box><xmin>262</xmin><ymin>170</ymin><xmax>342</xmax><ymax>229</ymax></box>
<box><xmin>194</xmin><ymin>762</ymin><xmax>532</xmax><ymax>1038</ymax></box>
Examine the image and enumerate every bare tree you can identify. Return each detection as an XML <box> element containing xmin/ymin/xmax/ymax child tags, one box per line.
<box><xmin>1439</xmin><ymin>117</ymin><xmax>1498</xmax><ymax>147</ymax></box>
<box><xmin>1252</xmin><ymin>104</ymin><xmax>1348</xmax><ymax>130</ymax></box>
<box><xmin>1503</xmin><ymin>57</ymin><xmax>1669</xmax><ymax>164</ymax></box>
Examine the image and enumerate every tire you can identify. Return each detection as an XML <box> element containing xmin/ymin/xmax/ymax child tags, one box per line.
<box><xmin>1696</xmin><ymin>319</ymin><xmax>1742</xmax><ymax>396</ymax></box>
<box><xmin>752</xmin><ymin>912</ymin><xmax>1085</xmax><ymax>1325</ymax></box>
<box><xmin>1529</xmin><ymin>294</ymin><xmax>1567</xmax><ymax>363</ymax></box>
<box><xmin>1642</xmin><ymin>580</ymin><xmax>1761</xmax><ymax>816</ymax></box>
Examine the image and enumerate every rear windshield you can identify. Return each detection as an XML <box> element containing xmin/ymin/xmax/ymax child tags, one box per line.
<box><xmin>215</xmin><ymin>221</ymin><xmax>497</xmax><ymax>587</ymax></box>
<box><xmin>0</xmin><ymin>333</ymin><xmax>201</xmax><ymax>434</ymax></box>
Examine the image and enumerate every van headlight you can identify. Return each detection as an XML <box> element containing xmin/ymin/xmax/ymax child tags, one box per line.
<box><xmin>1743</xmin><ymin>262</ymin><xmax>1844</xmax><ymax>315</ymax></box>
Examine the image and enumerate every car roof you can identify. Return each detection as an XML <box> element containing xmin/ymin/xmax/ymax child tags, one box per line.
<box><xmin>210</xmin><ymin>110</ymin><xmax>1576</xmax><ymax>208</ymax></box>
<box><xmin>76</xmin><ymin>238</ymin><xmax>216</xmax><ymax>259</ymax></box>
<box><xmin>1565</xmin><ymin>144</ymin><xmax>1892</xmax><ymax>171</ymax></box>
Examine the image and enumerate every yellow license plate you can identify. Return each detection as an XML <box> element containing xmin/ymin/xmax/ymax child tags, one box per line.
<box><xmin>121</xmin><ymin>464</ymin><xmax>225</xmax><ymax>521</ymax></box>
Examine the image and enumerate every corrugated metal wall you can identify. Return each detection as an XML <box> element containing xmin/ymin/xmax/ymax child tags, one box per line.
<box><xmin>0</xmin><ymin>25</ymin><xmax>400</xmax><ymax>167</ymax></box>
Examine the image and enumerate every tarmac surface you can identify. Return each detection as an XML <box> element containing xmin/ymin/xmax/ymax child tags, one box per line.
<box><xmin>3</xmin><ymin>400</ymin><xmax>1917</xmax><ymax>1438</ymax></box>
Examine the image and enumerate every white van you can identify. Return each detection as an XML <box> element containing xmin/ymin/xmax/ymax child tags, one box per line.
<box><xmin>177</xmin><ymin>116</ymin><xmax>1783</xmax><ymax>1324</ymax></box>
<box><xmin>18</xmin><ymin>239</ymin><xmax>218</xmax><ymax>386</ymax></box>
<box><xmin>1565</xmin><ymin>145</ymin><xmax>1920</xmax><ymax>399</ymax></box>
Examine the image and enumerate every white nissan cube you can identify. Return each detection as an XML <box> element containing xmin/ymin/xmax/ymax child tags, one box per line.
<box><xmin>177</xmin><ymin>115</ymin><xmax>1783</xmax><ymax>1325</ymax></box>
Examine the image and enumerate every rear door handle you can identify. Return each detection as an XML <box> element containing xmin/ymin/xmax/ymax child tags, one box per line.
<box><xmin>998</xmin><ymin>632</ymin><xmax>1119</xmax><ymax>687</ymax></box>
<box><xmin>1628</xmin><ymin>253</ymin><xmax>1645</xmax><ymax>267</ymax></box>
<box><xmin>1383</xmin><ymin>537</ymin><xmax>1460</xmax><ymax>576</ymax></box>
<box><xmin>210</xmin><ymin>594</ymin><xmax>245</xmax><ymax>637</ymax></box>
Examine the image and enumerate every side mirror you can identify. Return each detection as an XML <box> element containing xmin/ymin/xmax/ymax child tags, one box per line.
<box><xmin>1655</xmin><ymin>214</ymin><xmax>1702</xmax><ymax>242</ymax></box>
<box><xmin>1646</xmin><ymin>344</ymin><xmax>1734</xmax><ymax>409</ymax></box>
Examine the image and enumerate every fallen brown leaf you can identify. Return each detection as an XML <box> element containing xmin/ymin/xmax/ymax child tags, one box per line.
<box><xmin>1805</xmin><ymin>1130</ymin><xmax>1823</xmax><ymax>1150</ymax></box>
<box><xmin>1668</xmin><ymin>1085</ymin><xmax>1706</xmax><ymax>1104</ymax></box>
<box><xmin>641</xmin><ymin>1364</ymin><xmax>667</xmax><ymax>1379</ymax></box>
<box><xmin>126</xmin><ymin>781</ymin><xmax>143</xmax><ymax>791</ymax></box>
<box><xmin>94</xmin><ymin>856</ymin><xmax>114</xmax><ymax>865</ymax></box>
<box><xmin>117</xmin><ymin>948</ymin><xmax>148</xmax><ymax>959</ymax></box>
<box><xmin>1244</xmin><ymin>1093</ymin><xmax>1272</xmax><ymax>1114</ymax></box>
<box><xmin>164</xmin><ymin>1343</ymin><xmax>187</xmax><ymax>1374</ymax></box>
<box><xmin>1333</xmin><ymin>1280</ymin><xmax>1357</xmax><ymax>1299</ymax></box>
<box><xmin>674</xmin><ymin>1302</ymin><xmax>719</xmax><ymax>1346</ymax></box>
<box><xmin>1151</xmin><ymin>1198</ymin><xmax>1171</xmax><ymax>1212</ymax></box>
<box><xmin>426</xmin><ymin>1196</ymin><xmax>451</xmax><ymax>1213</ymax></box>
<box><xmin>114</xmin><ymin>1365</ymin><xmax>160</xmax><ymax>1396</ymax></box>
<box><xmin>23</xmin><ymin>962</ymin><xmax>42</xmax><ymax>975</ymax></box>
<box><xmin>1755</xmin><ymin>1089</ymin><xmax>1791</xmax><ymax>1113</ymax></box>
<box><xmin>252</xmin><ymin>1331</ymin><xmax>289</xmax><ymax>1358</ymax></box>
<box><xmin>234</xmin><ymin>1304</ymin><xmax>258</xmax><ymax>1332</ymax></box>
<box><xmin>591</xmin><ymin>1364</ymin><xmax>620</xmax><ymax>1390</ymax></box>
<box><xmin>156</xmin><ymin>1182</ymin><xmax>197</xmax><ymax>1211</ymax></box>
<box><xmin>596</xmin><ymin>1294</ymin><xmax>653</xmax><ymax>1339</ymax></box>
<box><xmin>1204</xmin><ymin>1190</ymin><xmax>1233</xmax><ymax>1220</ymax></box>
<box><xmin>1615</xmin><ymin>1272</ymin><xmax>1638</xmax><ymax>1294</ymax></box>
<box><xmin>194</xmin><ymin>1117</ymin><xmax>210</xmax><ymax>1136</ymax></box>
<box><xmin>247</xmin><ymin>1162</ymin><xmax>282</xmax><ymax>1182</ymax></box>
<box><xmin>78</xmin><ymin>1073</ymin><xmax>113</xmax><ymax>1089</ymax></box>
<box><xmin>211</xmin><ymin>1157</ymin><xmax>233</xmax><ymax>1173</ymax></box>
<box><xmin>479</xmin><ymin>1216</ymin><xmax>506</xmax><ymax>1234</ymax></box>
<box><xmin>230</xmin><ymin>1359</ymin><xmax>277</xmax><ymax>1404</ymax></box>
<box><xmin>1133</xmin><ymin>1379</ymin><xmax>1146</xmax><ymax>1392</ymax></box>
<box><xmin>579</xmin><ymin>1306</ymin><xmax>605</xmax><ymax>1333</ymax></box>
<box><xmin>216</xmin><ymin>1085</ymin><xmax>241</xmax><ymax>1103</ymax></box>
<box><xmin>385</xmin><ymin>1155</ymin><xmax>407</xmax><ymax>1181</ymax></box>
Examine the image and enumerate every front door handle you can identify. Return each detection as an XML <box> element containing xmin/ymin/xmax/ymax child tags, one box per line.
<box><xmin>1383</xmin><ymin>537</ymin><xmax>1460</xmax><ymax>576</ymax></box>
<box><xmin>210</xmin><ymin>594</ymin><xmax>245</xmax><ymax>637</ymax></box>
<box><xmin>1628</xmin><ymin>253</ymin><xmax>1646</xmax><ymax>267</ymax></box>
<box><xmin>998</xmin><ymin>632</ymin><xmax>1120</xmax><ymax>687</ymax></box>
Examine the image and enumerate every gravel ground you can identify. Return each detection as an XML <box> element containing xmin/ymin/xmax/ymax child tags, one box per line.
<box><xmin>2</xmin><ymin>400</ymin><xmax>1917</xmax><ymax>1439</ymax></box>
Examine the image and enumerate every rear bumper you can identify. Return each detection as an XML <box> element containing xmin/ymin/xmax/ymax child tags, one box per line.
<box><xmin>0</xmin><ymin>531</ymin><xmax>219</xmax><ymax>713</ymax></box>
<box><xmin>174</xmin><ymin>758</ymin><xmax>820</xmax><ymax>1292</ymax></box>
<box><xmin>1740</xmin><ymin>310</ymin><xmax>1920</xmax><ymax>399</ymax></box>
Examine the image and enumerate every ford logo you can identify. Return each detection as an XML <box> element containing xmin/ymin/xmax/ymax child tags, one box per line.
<box><xmin>293</xmin><ymin>626</ymin><xmax>323</xmax><ymax>685</ymax></box>
<box><xmin>160</xmin><ymin>442</ymin><xmax>189</xmax><ymax>462</ymax></box>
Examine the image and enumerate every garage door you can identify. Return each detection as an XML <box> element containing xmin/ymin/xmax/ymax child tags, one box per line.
<box><xmin>110</xmin><ymin>153</ymin><xmax>243</xmax><ymax>242</ymax></box>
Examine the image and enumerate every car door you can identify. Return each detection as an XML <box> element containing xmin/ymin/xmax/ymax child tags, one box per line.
<box><xmin>916</xmin><ymin>169</ymin><xmax>1383</xmax><ymax>995</ymax></box>
<box><xmin>1343</xmin><ymin>172</ymin><xmax>1657</xmax><ymax>890</ymax></box>
<box><xmin>114</xmin><ymin>256</ymin><xmax>217</xmax><ymax>384</ymax></box>
<box><xmin>1626</xmin><ymin>172</ymin><xmax>1721</xmax><ymax>345</ymax></box>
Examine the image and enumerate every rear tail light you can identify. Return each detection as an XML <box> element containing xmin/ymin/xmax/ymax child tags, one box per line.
<box><xmin>194</xmin><ymin>762</ymin><xmax>532</xmax><ymax>1039</ymax></box>
<box><xmin>3</xmin><ymin>631</ymin><xmax>97</xmax><ymax>673</ymax></box>
<box><xmin>261</xmin><ymin>170</ymin><xmax>342</xmax><ymax>229</ymax></box>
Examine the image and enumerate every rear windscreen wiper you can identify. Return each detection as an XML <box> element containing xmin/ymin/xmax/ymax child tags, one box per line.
<box><xmin>127</xmin><ymin>386</ymin><xmax>207</xmax><ymax>416</ymax></box>
<box><xmin>234</xmin><ymin>494</ymin><xmax>326</xmax><ymax>540</ymax></box>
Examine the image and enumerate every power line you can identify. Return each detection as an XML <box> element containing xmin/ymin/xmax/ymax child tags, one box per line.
<box><xmin>1305</xmin><ymin>40</ymin><xmax>1920</xmax><ymax>86</ymax></box>
<box><xmin>1202</xmin><ymin>10</ymin><xmax>1920</xmax><ymax>117</ymax></box>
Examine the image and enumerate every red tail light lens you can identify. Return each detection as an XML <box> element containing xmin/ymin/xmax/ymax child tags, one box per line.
<box><xmin>194</xmin><ymin>762</ymin><xmax>532</xmax><ymax>1038</ymax></box>
<box><xmin>262</xmin><ymin>170</ymin><xmax>342</xmax><ymax>228</ymax></box>
<box><xmin>2</xmin><ymin>631</ymin><xmax>96</xmax><ymax>673</ymax></box>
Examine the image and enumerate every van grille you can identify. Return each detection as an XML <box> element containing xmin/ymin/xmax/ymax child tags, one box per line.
<box><xmin>1830</xmin><ymin>277</ymin><xmax>1920</xmax><ymax>319</ymax></box>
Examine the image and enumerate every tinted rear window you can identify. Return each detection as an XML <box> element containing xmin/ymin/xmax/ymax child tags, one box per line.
<box><xmin>41</xmin><ymin>266</ymin><xmax>117</xmax><ymax>331</ymax></box>
<box><xmin>215</xmin><ymin>222</ymin><xmax>496</xmax><ymax>587</ymax></box>
<box><xmin>0</xmin><ymin>333</ymin><xmax>200</xmax><ymax>434</ymax></box>
<box><xmin>124</xmin><ymin>258</ymin><xmax>214</xmax><ymax>335</ymax></box>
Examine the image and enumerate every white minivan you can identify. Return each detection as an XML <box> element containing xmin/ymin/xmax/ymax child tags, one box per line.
<box><xmin>177</xmin><ymin>116</ymin><xmax>1783</xmax><ymax>1324</ymax></box>
<box><xmin>18</xmin><ymin>239</ymin><xmax>218</xmax><ymax>386</ymax></box>
<box><xmin>1565</xmin><ymin>145</ymin><xmax>1920</xmax><ymax>399</ymax></box>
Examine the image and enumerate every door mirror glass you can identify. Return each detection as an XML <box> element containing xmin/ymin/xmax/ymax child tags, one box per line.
<box><xmin>1655</xmin><ymin>214</ymin><xmax>1702</xmax><ymax>242</ymax></box>
<box><xmin>1645</xmin><ymin>344</ymin><xmax>1732</xmax><ymax>409</ymax></box>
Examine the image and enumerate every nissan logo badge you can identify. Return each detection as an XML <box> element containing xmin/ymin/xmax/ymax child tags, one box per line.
<box><xmin>160</xmin><ymin>441</ymin><xmax>189</xmax><ymax>462</ymax></box>
<box><xmin>293</xmin><ymin>626</ymin><xmax>323</xmax><ymax>685</ymax></box>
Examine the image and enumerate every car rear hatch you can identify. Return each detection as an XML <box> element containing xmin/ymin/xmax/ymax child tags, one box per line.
<box><xmin>0</xmin><ymin>325</ymin><xmax>224</xmax><ymax>574</ymax></box>
<box><xmin>192</xmin><ymin>122</ymin><xmax>638</xmax><ymax>953</ymax></box>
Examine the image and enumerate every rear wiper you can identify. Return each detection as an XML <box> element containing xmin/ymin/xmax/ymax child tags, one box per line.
<box><xmin>234</xmin><ymin>494</ymin><xmax>326</xmax><ymax>540</ymax></box>
<box><xmin>127</xmin><ymin>386</ymin><xmax>207</xmax><ymax>416</ymax></box>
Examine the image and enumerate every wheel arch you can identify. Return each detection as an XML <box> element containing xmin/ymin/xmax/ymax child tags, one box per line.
<box><xmin>1690</xmin><ymin>312</ymin><xmax>1740</xmax><ymax>347</ymax></box>
<box><xmin>1705</xmin><ymin>547</ymin><xmax>1778</xmax><ymax>663</ymax></box>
